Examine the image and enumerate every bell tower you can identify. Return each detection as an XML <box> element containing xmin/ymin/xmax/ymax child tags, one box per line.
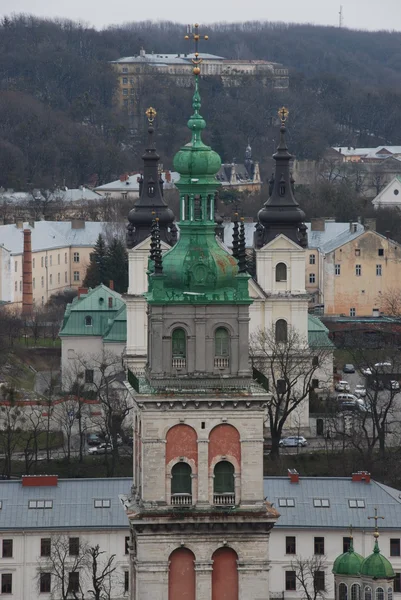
<box><xmin>122</xmin><ymin>24</ymin><xmax>278</xmax><ymax>600</ymax></box>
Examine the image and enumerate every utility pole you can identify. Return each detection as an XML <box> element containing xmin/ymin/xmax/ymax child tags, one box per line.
<box><xmin>339</xmin><ymin>5</ymin><xmax>344</xmax><ymax>28</ymax></box>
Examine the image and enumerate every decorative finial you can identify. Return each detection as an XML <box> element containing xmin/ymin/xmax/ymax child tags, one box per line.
<box><xmin>349</xmin><ymin>524</ymin><xmax>353</xmax><ymax>539</ymax></box>
<box><xmin>154</xmin><ymin>217</ymin><xmax>163</xmax><ymax>275</ymax></box>
<box><xmin>238</xmin><ymin>216</ymin><xmax>247</xmax><ymax>273</ymax></box>
<box><xmin>278</xmin><ymin>106</ymin><xmax>289</xmax><ymax>124</ymax></box>
<box><xmin>150</xmin><ymin>210</ymin><xmax>157</xmax><ymax>262</ymax></box>
<box><xmin>368</xmin><ymin>507</ymin><xmax>384</xmax><ymax>539</ymax></box>
<box><xmin>232</xmin><ymin>210</ymin><xmax>239</xmax><ymax>260</ymax></box>
<box><xmin>146</xmin><ymin>107</ymin><xmax>157</xmax><ymax>124</ymax></box>
<box><xmin>185</xmin><ymin>23</ymin><xmax>209</xmax><ymax>75</ymax></box>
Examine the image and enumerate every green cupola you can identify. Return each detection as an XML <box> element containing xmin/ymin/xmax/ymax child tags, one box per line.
<box><xmin>360</xmin><ymin>537</ymin><xmax>395</xmax><ymax>579</ymax></box>
<box><xmin>146</xmin><ymin>69</ymin><xmax>250</xmax><ymax>306</ymax></box>
<box><xmin>333</xmin><ymin>538</ymin><xmax>364</xmax><ymax>576</ymax></box>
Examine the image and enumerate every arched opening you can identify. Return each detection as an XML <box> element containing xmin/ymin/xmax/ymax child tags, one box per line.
<box><xmin>169</xmin><ymin>548</ymin><xmax>195</xmax><ymax>600</ymax></box>
<box><xmin>352</xmin><ymin>584</ymin><xmax>361</xmax><ymax>600</ymax></box>
<box><xmin>376</xmin><ymin>588</ymin><xmax>384</xmax><ymax>600</ymax></box>
<box><xmin>339</xmin><ymin>584</ymin><xmax>348</xmax><ymax>600</ymax></box>
<box><xmin>171</xmin><ymin>463</ymin><xmax>192</xmax><ymax>506</ymax></box>
<box><xmin>213</xmin><ymin>461</ymin><xmax>235</xmax><ymax>506</ymax></box>
<box><xmin>275</xmin><ymin>319</ymin><xmax>288</xmax><ymax>343</ymax></box>
<box><xmin>212</xmin><ymin>547</ymin><xmax>238</xmax><ymax>600</ymax></box>
<box><xmin>316</xmin><ymin>418</ymin><xmax>324</xmax><ymax>436</ymax></box>
<box><xmin>365</xmin><ymin>587</ymin><xmax>372</xmax><ymax>600</ymax></box>
<box><xmin>172</xmin><ymin>328</ymin><xmax>186</xmax><ymax>368</ymax></box>
<box><xmin>214</xmin><ymin>327</ymin><xmax>230</xmax><ymax>368</ymax></box>
<box><xmin>276</xmin><ymin>262</ymin><xmax>287</xmax><ymax>282</ymax></box>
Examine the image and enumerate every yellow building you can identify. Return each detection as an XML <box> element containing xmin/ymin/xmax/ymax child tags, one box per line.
<box><xmin>0</xmin><ymin>220</ymin><xmax>106</xmax><ymax>308</ymax></box>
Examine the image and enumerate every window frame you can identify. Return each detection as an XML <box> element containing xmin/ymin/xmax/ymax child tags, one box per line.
<box><xmin>69</xmin><ymin>537</ymin><xmax>80</xmax><ymax>557</ymax></box>
<box><xmin>73</xmin><ymin>271</ymin><xmax>80</xmax><ymax>282</ymax></box>
<box><xmin>40</xmin><ymin>572</ymin><xmax>51</xmax><ymax>594</ymax></box>
<box><xmin>125</xmin><ymin>536</ymin><xmax>130</xmax><ymax>555</ymax></box>
<box><xmin>213</xmin><ymin>460</ymin><xmax>235</xmax><ymax>494</ymax></box>
<box><xmin>309</xmin><ymin>273</ymin><xmax>316</xmax><ymax>284</ymax></box>
<box><xmin>73</xmin><ymin>252</ymin><xmax>80</xmax><ymax>263</ymax></box>
<box><xmin>85</xmin><ymin>316</ymin><xmax>93</xmax><ymax>327</ymax></box>
<box><xmin>314</xmin><ymin>536</ymin><xmax>325</xmax><ymax>555</ymax></box>
<box><xmin>41</xmin><ymin>538</ymin><xmax>51</xmax><ymax>557</ymax></box>
<box><xmin>94</xmin><ymin>499</ymin><xmax>111</xmax><ymax>508</ymax></box>
<box><xmin>275</xmin><ymin>319</ymin><xmax>288</xmax><ymax>343</ymax></box>
<box><xmin>355</xmin><ymin>264</ymin><xmax>362</xmax><ymax>276</ymax></box>
<box><xmin>172</xmin><ymin>328</ymin><xmax>186</xmax><ymax>358</ymax></box>
<box><xmin>313</xmin><ymin>498</ymin><xmax>330</xmax><ymax>507</ymax></box>
<box><xmin>350</xmin><ymin>308</ymin><xmax>356</xmax><ymax>317</ymax></box>
<box><xmin>314</xmin><ymin>570</ymin><xmax>325</xmax><ymax>592</ymax></box>
<box><xmin>285</xmin><ymin>570</ymin><xmax>296</xmax><ymax>591</ymax></box>
<box><xmin>2</xmin><ymin>539</ymin><xmax>12</xmax><ymax>558</ymax></box>
<box><xmin>390</xmin><ymin>538</ymin><xmax>400</xmax><ymax>557</ymax></box>
<box><xmin>286</xmin><ymin>536</ymin><xmax>296</xmax><ymax>555</ymax></box>
<box><xmin>1</xmin><ymin>573</ymin><xmax>12</xmax><ymax>594</ymax></box>
<box><xmin>343</xmin><ymin>536</ymin><xmax>351</xmax><ymax>553</ymax></box>
<box><xmin>275</xmin><ymin>262</ymin><xmax>287</xmax><ymax>282</ymax></box>
<box><xmin>85</xmin><ymin>369</ymin><xmax>94</xmax><ymax>384</ymax></box>
<box><xmin>335</xmin><ymin>264</ymin><xmax>341</xmax><ymax>275</ymax></box>
<box><xmin>214</xmin><ymin>327</ymin><xmax>230</xmax><ymax>357</ymax></box>
<box><xmin>309</xmin><ymin>254</ymin><xmax>316</xmax><ymax>265</ymax></box>
<box><xmin>68</xmin><ymin>571</ymin><xmax>79</xmax><ymax>594</ymax></box>
<box><xmin>376</xmin><ymin>264</ymin><xmax>382</xmax><ymax>276</ymax></box>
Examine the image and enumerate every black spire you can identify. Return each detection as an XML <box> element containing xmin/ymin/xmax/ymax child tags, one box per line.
<box><xmin>255</xmin><ymin>107</ymin><xmax>308</xmax><ymax>249</ymax></box>
<box><xmin>127</xmin><ymin>107</ymin><xmax>177</xmax><ymax>249</ymax></box>
<box><xmin>153</xmin><ymin>218</ymin><xmax>163</xmax><ymax>275</ymax></box>
<box><xmin>238</xmin><ymin>217</ymin><xmax>247</xmax><ymax>273</ymax></box>
<box><xmin>232</xmin><ymin>210</ymin><xmax>240</xmax><ymax>260</ymax></box>
<box><xmin>149</xmin><ymin>212</ymin><xmax>157</xmax><ymax>262</ymax></box>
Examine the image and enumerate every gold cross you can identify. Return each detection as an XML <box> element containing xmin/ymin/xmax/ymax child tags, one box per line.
<box><xmin>368</xmin><ymin>507</ymin><xmax>384</xmax><ymax>534</ymax></box>
<box><xmin>278</xmin><ymin>106</ymin><xmax>289</xmax><ymax>123</ymax></box>
<box><xmin>145</xmin><ymin>106</ymin><xmax>157</xmax><ymax>124</ymax></box>
<box><xmin>185</xmin><ymin>23</ymin><xmax>209</xmax><ymax>66</ymax></box>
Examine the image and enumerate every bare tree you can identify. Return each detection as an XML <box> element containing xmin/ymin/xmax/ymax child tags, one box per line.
<box><xmin>86</xmin><ymin>545</ymin><xmax>117</xmax><ymax>600</ymax></box>
<box><xmin>250</xmin><ymin>325</ymin><xmax>332</xmax><ymax>458</ymax></box>
<box><xmin>379</xmin><ymin>287</ymin><xmax>401</xmax><ymax>317</ymax></box>
<box><xmin>21</xmin><ymin>404</ymin><xmax>45</xmax><ymax>474</ymax></box>
<box><xmin>292</xmin><ymin>555</ymin><xmax>329</xmax><ymax>600</ymax></box>
<box><xmin>0</xmin><ymin>386</ymin><xmax>25</xmax><ymax>479</ymax></box>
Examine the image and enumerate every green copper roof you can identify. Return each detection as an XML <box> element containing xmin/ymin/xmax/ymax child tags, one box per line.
<box><xmin>333</xmin><ymin>539</ymin><xmax>364</xmax><ymax>576</ymax></box>
<box><xmin>147</xmin><ymin>75</ymin><xmax>250</xmax><ymax>305</ymax></box>
<box><xmin>308</xmin><ymin>314</ymin><xmax>335</xmax><ymax>348</ymax></box>
<box><xmin>103</xmin><ymin>305</ymin><xmax>127</xmax><ymax>343</ymax></box>
<box><xmin>360</xmin><ymin>538</ymin><xmax>395</xmax><ymax>579</ymax></box>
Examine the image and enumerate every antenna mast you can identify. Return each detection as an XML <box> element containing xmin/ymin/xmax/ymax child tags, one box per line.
<box><xmin>339</xmin><ymin>5</ymin><xmax>344</xmax><ymax>28</ymax></box>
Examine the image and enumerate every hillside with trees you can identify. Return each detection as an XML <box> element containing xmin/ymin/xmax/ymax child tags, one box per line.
<box><xmin>1</xmin><ymin>16</ymin><xmax>401</xmax><ymax>189</ymax></box>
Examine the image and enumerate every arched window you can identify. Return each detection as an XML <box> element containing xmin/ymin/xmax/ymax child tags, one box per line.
<box><xmin>365</xmin><ymin>586</ymin><xmax>372</xmax><ymax>600</ymax></box>
<box><xmin>275</xmin><ymin>319</ymin><xmax>288</xmax><ymax>343</ymax></box>
<box><xmin>172</xmin><ymin>328</ymin><xmax>186</xmax><ymax>358</ymax></box>
<box><xmin>171</xmin><ymin>463</ymin><xmax>192</xmax><ymax>504</ymax></box>
<box><xmin>214</xmin><ymin>327</ymin><xmax>230</xmax><ymax>367</ymax></box>
<box><xmin>339</xmin><ymin>583</ymin><xmax>348</xmax><ymax>600</ymax></box>
<box><xmin>388</xmin><ymin>587</ymin><xmax>393</xmax><ymax>600</ymax></box>
<box><xmin>376</xmin><ymin>588</ymin><xmax>384</xmax><ymax>600</ymax></box>
<box><xmin>276</xmin><ymin>262</ymin><xmax>287</xmax><ymax>282</ymax></box>
<box><xmin>352</xmin><ymin>584</ymin><xmax>361</xmax><ymax>600</ymax></box>
<box><xmin>213</xmin><ymin>461</ymin><xmax>235</xmax><ymax>505</ymax></box>
<box><xmin>85</xmin><ymin>316</ymin><xmax>93</xmax><ymax>327</ymax></box>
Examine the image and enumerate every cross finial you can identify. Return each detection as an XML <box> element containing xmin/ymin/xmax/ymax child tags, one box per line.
<box><xmin>145</xmin><ymin>107</ymin><xmax>157</xmax><ymax>124</ymax></box>
<box><xmin>185</xmin><ymin>23</ymin><xmax>209</xmax><ymax>75</ymax></box>
<box><xmin>368</xmin><ymin>507</ymin><xmax>385</xmax><ymax>537</ymax></box>
<box><xmin>278</xmin><ymin>106</ymin><xmax>289</xmax><ymax>124</ymax></box>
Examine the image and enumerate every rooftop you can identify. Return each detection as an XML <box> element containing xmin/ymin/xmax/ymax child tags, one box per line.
<box><xmin>111</xmin><ymin>52</ymin><xmax>225</xmax><ymax>65</ymax></box>
<box><xmin>333</xmin><ymin>146</ymin><xmax>401</xmax><ymax>158</ymax></box>
<box><xmin>95</xmin><ymin>171</ymin><xmax>180</xmax><ymax>193</ymax></box>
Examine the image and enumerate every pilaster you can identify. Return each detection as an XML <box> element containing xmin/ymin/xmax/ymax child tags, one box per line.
<box><xmin>194</xmin><ymin>560</ymin><xmax>213</xmax><ymax>600</ymax></box>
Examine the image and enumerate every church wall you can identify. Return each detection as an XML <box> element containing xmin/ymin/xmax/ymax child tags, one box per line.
<box><xmin>169</xmin><ymin>548</ymin><xmax>196</xmax><ymax>600</ymax></box>
<box><xmin>212</xmin><ymin>547</ymin><xmax>238</xmax><ymax>600</ymax></box>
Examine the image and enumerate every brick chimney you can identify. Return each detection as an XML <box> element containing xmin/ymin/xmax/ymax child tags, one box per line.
<box><xmin>109</xmin><ymin>280</ymin><xmax>114</xmax><ymax>290</ymax></box>
<box><xmin>352</xmin><ymin>471</ymin><xmax>371</xmax><ymax>483</ymax></box>
<box><xmin>22</xmin><ymin>475</ymin><xmax>58</xmax><ymax>487</ymax></box>
<box><xmin>165</xmin><ymin>170</ymin><xmax>171</xmax><ymax>183</ymax></box>
<box><xmin>78</xmin><ymin>287</ymin><xmax>88</xmax><ymax>298</ymax></box>
<box><xmin>22</xmin><ymin>229</ymin><xmax>33</xmax><ymax>317</ymax></box>
<box><xmin>288</xmin><ymin>469</ymin><xmax>299</xmax><ymax>484</ymax></box>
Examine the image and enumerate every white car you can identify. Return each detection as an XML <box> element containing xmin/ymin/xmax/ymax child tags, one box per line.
<box><xmin>361</xmin><ymin>367</ymin><xmax>372</xmax><ymax>376</ymax></box>
<box><xmin>374</xmin><ymin>362</ymin><xmax>392</xmax><ymax>369</ymax></box>
<box><xmin>335</xmin><ymin>380</ymin><xmax>350</xmax><ymax>392</ymax></box>
<box><xmin>279</xmin><ymin>436</ymin><xmax>308</xmax><ymax>447</ymax></box>
<box><xmin>88</xmin><ymin>443</ymin><xmax>113</xmax><ymax>455</ymax></box>
<box><xmin>354</xmin><ymin>384</ymin><xmax>366</xmax><ymax>398</ymax></box>
<box><xmin>389</xmin><ymin>380</ymin><xmax>400</xmax><ymax>391</ymax></box>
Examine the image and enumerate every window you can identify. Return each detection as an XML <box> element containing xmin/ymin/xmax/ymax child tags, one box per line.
<box><xmin>40</xmin><ymin>573</ymin><xmax>51</xmax><ymax>593</ymax></box>
<box><xmin>49</xmin><ymin>255</ymin><xmax>52</xmax><ymax>266</ymax></box>
<box><xmin>122</xmin><ymin>77</ymin><xmax>128</xmax><ymax>84</ymax></box>
<box><xmin>58</xmin><ymin>273</ymin><xmax>60</xmax><ymax>284</ymax></box>
<box><xmin>68</xmin><ymin>572</ymin><xmax>79</xmax><ymax>594</ymax></box>
<box><xmin>340</xmin><ymin>583</ymin><xmax>348</xmax><ymax>600</ymax></box>
<box><xmin>32</xmin><ymin>258</ymin><xmax>35</xmax><ymax>268</ymax></box>
<box><xmin>277</xmin><ymin>379</ymin><xmax>287</xmax><ymax>394</ymax></box>
<box><xmin>2</xmin><ymin>540</ymin><xmax>12</xmax><ymax>558</ymax></box>
<box><xmin>312</xmin><ymin>356</ymin><xmax>319</xmax><ymax>367</ymax></box>
<box><xmin>69</xmin><ymin>537</ymin><xmax>79</xmax><ymax>556</ymax></box>
<box><xmin>14</xmin><ymin>282</ymin><xmax>17</xmax><ymax>292</ymax></box>
<box><xmin>275</xmin><ymin>319</ymin><xmax>288</xmax><ymax>343</ymax></box>
<box><xmin>41</xmin><ymin>257</ymin><xmax>44</xmax><ymax>267</ymax></box>
<box><xmin>275</xmin><ymin>262</ymin><xmax>287</xmax><ymax>282</ymax></box>
<box><xmin>28</xmin><ymin>500</ymin><xmax>53</xmax><ymax>509</ymax></box>
<box><xmin>213</xmin><ymin>460</ymin><xmax>235</xmax><ymax>494</ymax></box>
<box><xmin>73</xmin><ymin>252</ymin><xmax>80</xmax><ymax>263</ymax></box>
<box><xmin>286</xmin><ymin>571</ymin><xmax>296</xmax><ymax>591</ymax></box>
<box><xmin>286</xmin><ymin>536</ymin><xmax>296</xmax><ymax>554</ymax></box>
<box><xmin>394</xmin><ymin>575</ymin><xmax>401</xmax><ymax>594</ymax></box>
<box><xmin>378</xmin><ymin>248</ymin><xmax>384</xmax><ymax>256</ymax></box>
<box><xmin>85</xmin><ymin>316</ymin><xmax>93</xmax><ymax>327</ymax></box>
<box><xmin>349</xmin><ymin>499</ymin><xmax>365</xmax><ymax>508</ymax></box>
<box><xmin>356</xmin><ymin>264</ymin><xmax>361</xmax><ymax>276</ymax></box>
<box><xmin>171</xmin><ymin>463</ymin><xmax>192</xmax><ymax>495</ymax></box>
<box><xmin>376</xmin><ymin>588</ymin><xmax>384</xmax><ymax>600</ymax></box>
<box><xmin>123</xmin><ymin>99</ymin><xmax>128</xmax><ymax>106</ymax></box>
<box><xmin>19</xmin><ymin>280</ymin><xmax>22</xmax><ymax>292</ymax></box>
<box><xmin>313</xmin><ymin>498</ymin><xmax>330</xmax><ymax>507</ymax></box>
<box><xmin>376</xmin><ymin>264</ymin><xmax>382</xmax><ymax>276</ymax></box>
<box><xmin>172</xmin><ymin>328</ymin><xmax>186</xmax><ymax>358</ymax></box>
<box><xmin>314</xmin><ymin>537</ymin><xmax>325</xmax><ymax>555</ymax></box>
<box><xmin>352</xmin><ymin>584</ymin><xmax>361</xmax><ymax>600</ymax></box>
<box><xmin>58</xmin><ymin>254</ymin><xmax>60</xmax><ymax>265</ymax></box>
<box><xmin>215</xmin><ymin>327</ymin><xmax>229</xmax><ymax>357</ymax></box>
<box><xmin>125</xmin><ymin>570</ymin><xmax>129</xmax><ymax>593</ymax></box>
<box><xmin>94</xmin><ymin>499</ymin><xmax>111</xmax><ymax>508</ymax></box>
<box><xmin>65</xmin><ymin>252</ymin><xmax>67</xmax><ymax>264</ymax></box>
<box><xmin>343</xmin><ymin>537</ymin><xmax>351</xmax><ymax>553</ymax></box>
<box><xmin>125</xmin><ymin>536</ymin><xmax>130</xmax><ymax>555</ymax></box>
<box><xmin>49</xmin><ymin>274</ymin><xmax>52</xmax><ymax>285</ymax></box>
<box><xmin>123</xmin><ymin>89</ymin><xmax>128</xmax><ymax>96</ymax></box>
<box><xmin>390</xmin><ymin>539</ymin><xmax>400</xmax><ymax>556</ymax></box>
<box><xmin>314</xmin><ymin>571</ymin><xmax>325</xmax><ymax>592</ymax></box>
<box><xmin>365</xmin><ymin>587</ymin><xmax>372</xmax><ymax>600</ymax></box>
<box><xmin>335</xmin><ymin>264</ymin><xmax>341</xmax><ymax>275</ymax></box>
<box><xmin>73</xmin><ymin>271</ymin><xmax>80</xmax><ymax>282</ymax></box>
<box><xmin>388</xmin><ymin>588</ymin><xmax>393</xmax><ymax>600</ymax></box>
<box><xmin>14</xmin><ymin>261</ymin><xmax>17</xmax><ymax>273</ymax></box>
<box><xmin>41</xmin><ymin>276</ymin><xmax>44</xmax><ymax>288</ymax></box>
<box><xmin>309</xmin><ymin>254</ymin><xmax>316</xmax><ymax>265</ymax></box>
<box><xmin>122</xmin><ymin>67</ymin><xmax>128</xmax><ymax>73</ymax></box>
<box><xmin>85</xmin><ymin>370</ymin><xmax>94</xmax><ymax>384</ymax></box>
<box><xmin>65</xmin><ymin>272</ymin><xmax>67</xmax><ymax>283</ymax></box>
<box><xmin>33</xmin><ymin>278</ymin><xmax>35</xmax><ymax>290</ymax></box>
<box><xmin>1</xmin><ymin>574</ymin><xmax>12</xmax><ymax>594</ymax></box>
<box><xmin>41</xmin><ymin>538</ymin><xmax>51</xmax><ymax>557</ymax></box>
<box><xmin>309</xmin><ymin>273</ymin><xmax>316</xmax><ymax>284</ymax></box>
<box><xmin>355</xmin><ymin>249</ymin><xmax>360</xmax><ymax>256</ymax></box>
<box><xmin>278</xmin><ymin>498</ymin><xmax>295</xmax><ymax>507</ymax></box>
<box><xmin>350</xmin><ymin>308</ymin><xmax>356</xmax><ymax>317</ymax></box>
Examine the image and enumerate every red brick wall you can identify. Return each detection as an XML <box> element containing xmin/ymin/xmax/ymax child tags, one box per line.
<box><xmin>166</xmin><ymin>424</ymin><xmax>198</xmax><ymax>467</ymax></box>
<box><xmin>212</xmin><ymin>547</ymin><xmax>238</xmax><ymax>600</ymax></box>
<box><xmin>168</xmin><ymin>548</ymin><xmax>195</xmax><ymax>600</ymax></box>
<box><xmin>208</xmin><ymin>424</ymin><xmax>241</xmax><ymax>468</ymax></box>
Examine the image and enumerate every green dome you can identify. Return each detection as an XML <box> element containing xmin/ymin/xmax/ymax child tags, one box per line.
<box><xmin>360</xmin><ymin>539</ymin><xmax>395</xmax><ymax>579</ymax></box>
<box><xmin>333</xmin><ymin>540</ymin><xmax>364</xmax><ymax>576</ymax></box>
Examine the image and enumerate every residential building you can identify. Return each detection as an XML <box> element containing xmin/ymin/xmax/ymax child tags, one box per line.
<box><xmin>59</xmin><ymin>284</ymin><xmax>126</xmax><ymax>390</ymax></box>
<box><xmin>332</xmin><ymin>146</ymin><xmax>401</xmax><ymax>163</ymax></box>
<box><xmin>95</xmin><ymin>170</ymin><xmax>180</xmax><ymax>201</ymax></box>
<box><xmin>216</xmin><ymin>144</ymin><xmax>262</xmax><ymax>193</ymax></box>
<box><xmin>0</xmin><ymin>220</ymin><xmax>106</xmax><ymax>307</ymax></box>
<box><xmin>372</xmin><ymin>176</ymin><xmax>401</xmax><ymax>209</ymax></box>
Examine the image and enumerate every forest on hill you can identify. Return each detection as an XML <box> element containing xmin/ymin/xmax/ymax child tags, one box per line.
<box><xmin>1</xmin><ymin>15</ymin><xmax>401</xmax><ymax>190</ymax></box>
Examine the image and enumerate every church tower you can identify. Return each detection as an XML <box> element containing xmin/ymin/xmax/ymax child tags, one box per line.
<box><xmin>125</xmin><ymin>109</ymin><xmax>177</xmax><ymax>372</ymax></box>
<box><xmin>122</xmin><ymin>25</ymin><xmax>278</xmax><ymax>600</ymax></box>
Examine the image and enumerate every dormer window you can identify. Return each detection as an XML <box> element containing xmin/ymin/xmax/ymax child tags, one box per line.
<box><xmin>85</xmin><ymin>316</ymin><xmax>93</xmax><ymax>327</ymax></box>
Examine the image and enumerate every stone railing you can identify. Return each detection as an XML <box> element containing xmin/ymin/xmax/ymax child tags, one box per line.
<box><xmin>172</xmin><ymin>357</ymin><xmax>186</xmax><ymax>369</ymax></box>
<box><xmin>171</xmin><ymin>493</ymin><xmax>192</xmax><ymax>506</ymax></box>
<box><xmin>214</xmin><ymin>357</ymin><xmax>230</xmax><ymax>368</ymax></box>
<box><xmin>213</xmin><ymin>493</ymin><xmax>235</xmax><ymax>506</ymax></box>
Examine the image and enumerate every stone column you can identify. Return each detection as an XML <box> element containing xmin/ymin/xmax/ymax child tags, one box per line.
<box><xmin>195</xmin><ymin>315</ymin><xmax>206</xmax><ymax>372</ymax></box>
<box><xmin>237</xmin><ymin>560</ymin><xmax>270</xmax><ymax>600</ymax></box>
<box><xmin>238</xmin><ymin>310</ymin><xmax>250</xmax><ymax>375</ymax></box>
<box><xmin>196</xmin><ymin>439</ymin><xmax>209</xmax><ymax>505</ymax></box>
<box><xmin>194</xmin><ymin>560</ymin><xmax>213</xmax><ymax>600</ymax></box>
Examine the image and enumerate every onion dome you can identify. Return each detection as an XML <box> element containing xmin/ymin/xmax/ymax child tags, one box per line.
<box><xmin>333</xmin><ymin>538</ymin><xmax>364</xmax><ymax>576</ymax></box>
<box><xmin>360</xmin><ymin>537</ymin><xmax>395</xmax><ymax>579</ymax></box>
<box><xmin>126</xmin><ymin>107</ymin><xmax>177</xmax><ymax>249</ymax></box>
<box><xmin>255</xmin><ymin>107</ymin><xmax>307</xmax><ymax>249</ymax></box>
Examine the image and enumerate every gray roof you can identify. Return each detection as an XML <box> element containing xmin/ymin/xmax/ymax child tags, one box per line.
<box><xmin>0</xmin><ymin>477</ymin><xmax>131</xmax><ymax>531</ymax></box>
<box><xmin>95</xmin><ymin>171</ymin><xmax>180</xmax><ymax>193</ymax></box>
<box><xmin>264</xmin><ymin>476</ymin><xmax>401</xmax><ymax>530</ymax></box>
<box><xmin>111</xmin><ymin>52</ymin><xmax>224</xmax><ymax>65</ymax></box>
<box><xmin>61</xmin><ymin>188</ymin><xmax>103</xmax><ymax>202</ymax></box>
<box><xmin>0</xmin><ymin>221</ymin><xmax>106</xmax><ymax>255</ymax></box>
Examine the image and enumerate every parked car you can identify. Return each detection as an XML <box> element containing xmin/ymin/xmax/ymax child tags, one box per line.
<box><xmin>354</xmin><ymin>384</ymin><xmax>366</xmax><ymax>398</ymax></box>
<box><xmin>88</xmin><ymin>443</ymin><xmax>113</xmax><ymax>455</ymax></box>
<box><xmin>343</xmin><ymin>364</ymin><xmax>355</xmax><ymax>373</ymax></box>
<box><xmin>374</xmin><ymin>362</ymin><xmax>392</xmax><ymax>370</ymax></box>
<box><xmin>339</xmin><ymin>401</ymin><xmax>366</xmax><ymax>413</ymax></box>
<box><xmin>279</xmin><ymin>436</ymin><xmax>308</xmax><ymax>447</ymax></box>
<box><xmin>386</xmin><ymin>380</ymin><xmax>400</xmax><ymax>391</ymax></box>
<box><xmin>87</xmin><ymin>433</ymin><xmax>102</xmax><ymax>447</ymax></box>
<box><xmin>337</xmin><ymin>393</ymin><xmax>359</xmax><ymax>403</ymax></box>
<box><xmin>361</xmin><ymin>367</ymin><xmax>372</xmax><ymax>376</ymax></box>
<box><xmin>335</xmin><ymin>380</ymin><xmax>350</xmax><ymax>392</ymax></box>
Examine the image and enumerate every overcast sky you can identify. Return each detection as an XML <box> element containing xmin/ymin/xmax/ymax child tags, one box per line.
<box><xmin>1</xmin><ymin>0</ymin><xmax>401</xmax><ymax>31</ymax></box>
